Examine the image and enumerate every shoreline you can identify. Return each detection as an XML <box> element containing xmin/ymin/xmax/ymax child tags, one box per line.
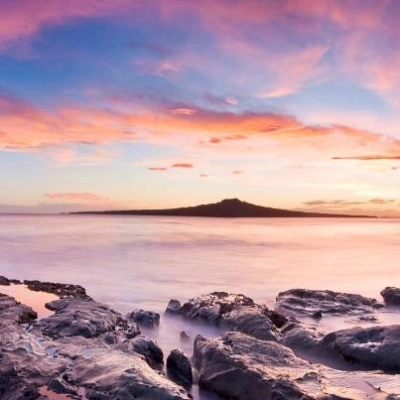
<box><xmin>1</xmin><ymin>276</ymin><xmax>400</xmax><ymax>399</ymax></box>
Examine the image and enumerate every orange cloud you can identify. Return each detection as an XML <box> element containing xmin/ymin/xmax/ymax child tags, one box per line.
<box><xmin>1</xmin><ymin>92</ymin><xmax>400</xmax><ymax>164</ymax></box>
<box><xmin>171</xmin><ymin>163</ymin><xmax>193</xmax><ymax>168</ymax></box>
<box><xmin>332</xmin><ymin>155</ymin><xmax>400</xmax><ymax>161</ymax></box>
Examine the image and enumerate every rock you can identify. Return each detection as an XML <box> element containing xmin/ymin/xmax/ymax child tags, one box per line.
<box><xmin>167</xmin><ymin>349</ymin><xmax>193</xmax><ymax>387</ymax></box>
<box><xmin>166</xmin><ymin>299</ymin><xmax>182</xmax><ymax>313</ymax></box>
<box><xmin>166</xmin><ymin>292</ymin><xmax>279</xmax><ymax>341</ymax></box>
<box><xmin>193</xmin><ymin>331</ymin><xmax>395</xmax><ymax>399</ymax></box>
<box><xmin>319</xmin><ymin>324</ymin><xmax>400</xmax><ymax>372</ymax></box>
<box><xmin>118</xmin><ymin>335</ymin><xmax>164</xmax><ymax>370</ymax></box>
<box><xmin>0</xmin><ymin>276</ymin><xmax>22</xmax><ymax>285</ymax></box>
<box><xmin>0</xmin><ymin>275</ymin><xmax>10</xmax><ymax>285</ymax></box>
<box><xmin>276</xmin><ymin>289</ymin><xmax>383</xmax><ymax>317</ymax></box>
<box><xmin>282</xmin><ymin>322</ymin><xmax>400</xmax><ymax>373</ymax></box>
<box><xmin>24</xmin><ymin>279</ymin><xmax>92</xmax><ymax>300</ymax></box>
<box><xmin>264</xmin><ymin>309</ymin><xmax>288</xmax><ymax>328</ymax></box>
<box><xmin>34</xmin><ymin>298</ymin><xmax>139</xmax><ymax>339</ymax></box>
<box><xmin>0</xmin><ymin>293</ymin><xmax>37</xmax><ymax>325</ymax></box>
<box><xmin>0</xmin><ymin>278</ymin><xmax>192</xmax><ymax>400</ymax></box>
<box><xmin>381</xmin><ymin>287</ymin><xmax>400</xmax><ymax>306</ymax></box>
<box><xmin>180</xmin><ymin>330</ymin><xmax>191</xmax><ymax>343</ymax></box>
<box><xmin>312</xmin><ymin>310</ymin><xmax>323</xmax><ymax>320</ymax></box>
<box><xmin>72</xmin><ymin>350</ymin><xmax>192</xmax><ymax>399</ymax></box>
<box><xmin>126</xmin><ymin>308</ymin><xmax>160</xmax><ymax>329</ymax></box>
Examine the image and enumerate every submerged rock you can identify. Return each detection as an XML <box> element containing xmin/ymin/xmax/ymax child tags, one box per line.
<box><xmin>194</xmin><ymin>331</ymin><xmax>396</xmax><ymax>400</ymax></box>
<box><xmin>166</xmin><ymin>292</ymin><xmax>280</xmax><ymax>341</ymax></box>
<box><xmin>167</xmin><ymin>349</ymin><xmax>193</xmax><ymax>387</ymax></box>
<box><xmin>180</xmin><ymin>330</ymin><xmax>191</xmax><ymax>343</ymax></box>
<box><xmin>381</xmin><ymin>287</ymin><xmax>400</xmax><ymax>306</ymax></box>
<box><xmin>276</xmin><ymin>288</ymin><xmax>383</xmax><ymax>318</ymax></box>
<box><xmin>126</xmin><ymin>308</ymin><xmax>160</xmax><ymax>329</ymax></box>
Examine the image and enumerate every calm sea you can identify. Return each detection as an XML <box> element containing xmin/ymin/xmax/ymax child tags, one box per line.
<box><xmin>1</xmin><ymin>215</ymin><xmax>398</xmax><ymax>312</ymax></box>
<box><xmin>2</xmin><ymin>215</ymin><xmax>400</xmax><ymax>399</ymax></box>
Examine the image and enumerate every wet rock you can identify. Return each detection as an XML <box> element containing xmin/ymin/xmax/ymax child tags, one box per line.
<box><xmin>0</xmin><ymin>293</ymin><xmax>37</xmax><ymax>324</ymax></box>
<box><xmin>194</xmin><ymin>331</ymin><xmax>394</xmax><ymax>400</ymax></box>
<box><xmin>319</xmin><ymin>324</ymin><xmax>400</xmax><ymax>372</ymax></box>
<box><xmin>0</xmin><ymin>278</ymin><xmax>192</xmax><ymax>400</ymax></box>
<box><xmin>126</xmin><ymin>308</ymin><xmax>160</xmax><ymax>329</ymax></box>
<box><xmin>282</xmin><ymin>322</ymin><xmax>400</xmax><ymax>373</ymax></box>
<box><xmin>72</xmin><ymin>350</ymin><xmax>191</xmax><ymax>399</ymax></box>
<box><xmin>264</xmin><ymin>309</ymin><xmax>288</xmax><ymax>328</ymax></box>
<box><xmin>381</xmin><ymin>287</ymin><xmax>400</xmax><ymax>306</ymax></box>
<box><xmin>180</xmin><ymin>330</ymin><xmax>191</xmax><ymax>343</ymax></box>
<box><xmin>276</xmin><ymin>288</ymin><xmax>383</xmax><ymax>317</ymax></box>
<box><xmin>24</xmin><ymin>279</ymin><xmax>92</xmax><ymax>300</ymax></box>
<box><xmin>166</xmin><ymin>299</ymin><xmax>182</xmax><ymax>313</ymax></box>
<box><xmin>166</xmin><ymin>292</ymin><xmax>279</xmax><ymax>341</ymax></box>
<box><xmin>118</xmin><ymin>335</ymin><xmax>164</xmax><ymax>370</ymax></box>
<box><xmin>167</xmin><ymin>349</ymin><xmax>193</xmax><ymax>387</ymax></box>
<box><xmin>312</xmin><ymin>310</ymin><xmax>323</xmax><ymax>320</ymax></box>
<box><xmin>0</xmin><ymin>276</ymin><xmax>22</xmax><ymax>285</ymax></box>
<box><xmin>0</xmin><ymin>275</ymin><xmax>10</xmax><ymax>285</ymax></box>
<box><xmin>34</xmin><ymin>298</ymin><xmax>139</xmax><ymax>339</ymax></box>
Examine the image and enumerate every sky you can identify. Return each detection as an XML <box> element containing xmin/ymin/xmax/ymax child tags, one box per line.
<box><xmin>1</xmin><ymin>0</ymin><xmax>400</xmax><ymax>216</ymax></box>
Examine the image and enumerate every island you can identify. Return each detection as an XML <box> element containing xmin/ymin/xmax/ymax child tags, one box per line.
<box><xmin>71</xmin><ymin>198</ymin><xmax>372</xmax><ymax>218</ymax></box>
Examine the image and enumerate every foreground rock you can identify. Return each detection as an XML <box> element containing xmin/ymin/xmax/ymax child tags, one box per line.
<box><xmin>381</xmin><ymin>287</ymin><xmax>400</xmax><ymax>306</ymax></box>
<box><xmin>166</xmin><ymin>292</ymin><xmax>280</xmax><ymax>341</ymax></box>
<box><xmin>194</xmin><ymin>331</ymin><xmax>398</xmax><ymax>400</ymax></box>
<box><xmin>34</xmin><ymin>297</ymin><xmax>139</xmax><ymax>339</ymax></box>
<box><xmin>276</xmin><ymin>288</ymin><xmax>383</xmax><ymax>318</ymax></box>
<box><xmin>167</xmin><ymin>349</ymin><xmax>193</xmax><ymax>387</ymax></box>
<box><xmin>0</xmin><ymin>281</ymin><xmax>192</xmax><ymax>400</ymax></box>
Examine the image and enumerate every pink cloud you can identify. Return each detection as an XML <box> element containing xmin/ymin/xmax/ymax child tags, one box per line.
<box><xmin>44</xmin><ymin>192</ymin><xmax>108</xmax><ymax>202</ymax></box>
<box><xmin>148</xmin><ymin>167</ymin><xmax>167</xmax><ymax>171</ymax></box>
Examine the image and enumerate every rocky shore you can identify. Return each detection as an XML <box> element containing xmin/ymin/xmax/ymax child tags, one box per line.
<box><xmin>1</xmin><ymin>276</ymin><xmax>400</xmax><ymax>399</ymax></box>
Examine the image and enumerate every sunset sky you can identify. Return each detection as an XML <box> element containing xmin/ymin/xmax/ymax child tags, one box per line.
<box><xmin>1</xmin><ymin>0</ymin><xmax>400</xmax><ymax>216</ymax></box>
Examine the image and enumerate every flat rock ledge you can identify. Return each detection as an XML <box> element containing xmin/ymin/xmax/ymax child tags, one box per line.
<box><xmin>276</xmin><ymin>288</ymin><xmax>383</xmax><ymax>318</ymax></box>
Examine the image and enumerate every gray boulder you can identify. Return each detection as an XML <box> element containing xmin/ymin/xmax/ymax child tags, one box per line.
<box><xmin>118</xmin><ymin>335</ymin><xmax>164</xmax><ymax>370</ymax></box>
<box><xmin>194</xmin><ymin>331</ymin><xmax>397</xmax><ymax>399</ymax></box>
<box><xmin>166</xmin><ymin>292</ymin><xmax>279</xmax><ymax>341</ymax></box>
<box><xmin>167</xmin><ymin>349</ymin><xmax>193</xmax><ymax>387</ymax></box>
<box><xmin>276</xmin><ymin>288</ymin><xmax>383</xmax><ymax>318</ymax></box>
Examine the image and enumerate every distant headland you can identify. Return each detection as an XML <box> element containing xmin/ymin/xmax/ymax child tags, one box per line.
<box><xmin>71</xmin><ymin>198</ymin><xmax>373</xmax><ymax>218</ymax></box>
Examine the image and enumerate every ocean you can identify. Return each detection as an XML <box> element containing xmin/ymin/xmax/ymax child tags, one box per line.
<box><xmin>1</xmin><ymin>214</ymin><xmax>398</xmax><ymax>312</ymax></box>
<box><xmin>1</xmin><ymin>214</ymin><xmax>399</xmax><ymax>399</ymax></box>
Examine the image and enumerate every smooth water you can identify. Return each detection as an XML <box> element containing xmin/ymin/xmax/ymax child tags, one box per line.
<box><xmin>1</xmin><ymin>215</ymin><xmax>399</xmax><ymax>312</ymax></box>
